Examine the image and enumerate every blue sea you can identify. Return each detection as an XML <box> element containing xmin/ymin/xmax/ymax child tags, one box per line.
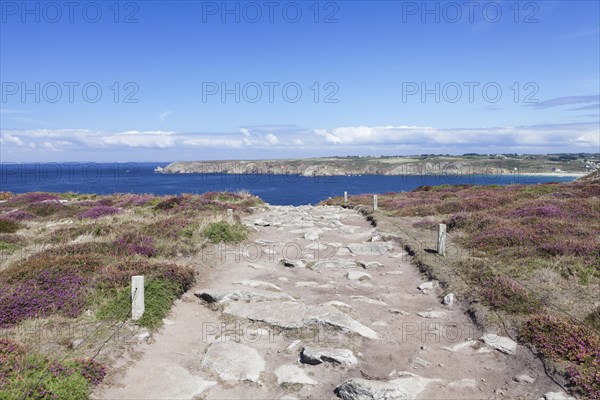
<box><xmin>0</xmin><ymin>163</ymin><xmax>578</xmax><ymax>206</ymax></box>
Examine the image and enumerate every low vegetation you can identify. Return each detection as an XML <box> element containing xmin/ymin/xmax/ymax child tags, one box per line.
<box><xmin>203</xmin><ymin>221</ymin><xmax>248</xmax><ymax>243</ymax></box>
<box><xmin>0</xmin><ymin>190</ymin><xmax>261</xmax><ymax>398</ymax></box>
<box><xmin>0</xmin><ymin>338</ymin><xmax>106</xmax><ymax>400</ymax></box>
<box><xmin>323</xmin><ymin>178</ymin><xmax>600</xmax><ymax>398</ymax></box>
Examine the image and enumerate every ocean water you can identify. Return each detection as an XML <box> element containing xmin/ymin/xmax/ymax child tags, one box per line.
<box><xmin>0</xmin><ymin>163</ymin><xmax>577</xmax><ymax>206</ymax></box>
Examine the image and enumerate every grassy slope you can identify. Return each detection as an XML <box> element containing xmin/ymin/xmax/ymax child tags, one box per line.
<box><xmin>0</xmin><ymin>191</ymin><xmax>261</xmax><ymax>399</ymax></box>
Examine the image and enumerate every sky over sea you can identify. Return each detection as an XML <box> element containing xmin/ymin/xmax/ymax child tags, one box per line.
<box><xmin>0</xmin><ymin>0</ymin><xmax>599</xmax><ymax>162</ymax></box>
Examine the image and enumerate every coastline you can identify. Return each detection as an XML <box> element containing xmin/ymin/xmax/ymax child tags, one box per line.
<box><xmin>513</xmin><ymin>172</ymin><xmax>586</xmax><ymax>177</ymax></box>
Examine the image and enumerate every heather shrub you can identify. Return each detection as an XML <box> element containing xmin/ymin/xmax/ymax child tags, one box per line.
<box><xmin>1</xmin><ymin>253</ymin><xmax>104</xmax><ymax>284</ymax></box>
<box><xmin>509</xmin><ymin>204</ymin><xmax>565</xmax><ymax>219</ymax></box>
<box><xmin>203</xmin><ymin>221</ymin><xmax>247</xmax><ymax>243</ymax></box>
<box><xmin>0</xmin><ymin>270</ymin><xmax>86</xmax><ymax>327</ymax></box>
<box><xmin>521</xmin><ymin>314</ymin><xmax>600</xmax><ymax>360</ymax></box>
<box><xmin>0</xmin><ymin>219</ymin><xmax>22</xmax><ymax>234</ymax></box>
<box><xmin>26</xmin><ymin>202</ymin><xmax>64</xmax><ymax>217</ymax></box>
<box><xmin>412</xmin><ymin>220</ymin><xmax>438</xmax><ymax>231</ymax></box>
<box><xmin>7</xmin><ymin>192</ymin><xmax>60</xmax><ymax>205</ymax></box>
<box><xmin>435</xmin><ymin>200</ymin><xmax>463</xmax><ymax>214</ymax></box>
<box><xmin>78</xmin><ymin>206</ymin><xmax>121</xmax><ymax>219</ymax></box>
<box><xmin>468</xmin><ymin>225</ymin><xmax>540</xmax><ymax>248</ymax></box>
<box><xmin>0</xmin><ymin>210</ymin><xmax>35</xmax><ymax>221</ymax></box>
<box><xmin>153</xmin><ymin>196</ymin><xmax>183</xmax><ymax>211</ymax></box>
<box><xmin>568</xmin><ymin>359</ymin><xmax>600</xmax><ymax>399</ymax></box>
<box><xmin>115</xmin><ymin>233</ymin><xmax>157</xmax><ymax>257</ymax></box>
<box><xmin>95</xmin><ymin>198</ymin><xmax>113</xmax><ymax>207</ymax></box>
<box><xmin>72</xmin><ymin>358</ymin><xmax>107</xmax><ymax>386</ymax></box>
<box><xmin>143</xmin><ymin>216</ymin><xmax>195</xmax><ymax>239</ymax></box>
<box><xmin>480</xmin><ymin>276</ymin><xmax>542</xmax><ymax>314</ymax></box>
<box><xmin>0</xmin><ymin>339</ymin><xmax>104</xmax><ymax>399</ymax></box>
<box><xmin>520</xmin><ymin>314</ymin><xmax>600</xmax><ymax>398</ymax></box>
<box><xmin>444</xmin><ymin>212</ymin><xmax>469</xmax><ymax>231</ymax></box>
<box><xmin>101</xmin><ymin>261</ymin><xmax>194</xmax><ymax>292</ymax></box>
<box><xmin>113</xmin><ymin>193</ymin><xmax>157</xmax><ymax>207</ymax></box>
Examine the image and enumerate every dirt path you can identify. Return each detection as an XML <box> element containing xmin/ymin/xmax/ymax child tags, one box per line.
<box><xmin>93</xmin><ymin>205</ymin><xmax>571</xmax><ymax>400</ymax></box>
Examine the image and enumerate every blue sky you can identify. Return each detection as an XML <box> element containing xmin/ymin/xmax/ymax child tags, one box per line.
<box><xmin>1</xmin><ymin>0</ymin><xmax>599</xmax><ymax>161</ymax></box>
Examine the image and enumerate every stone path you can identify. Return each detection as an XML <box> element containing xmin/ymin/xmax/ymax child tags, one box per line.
<box><xmin>94</xmin><ymin>205</ymin><xmax>572</xmax><ymax>400</ymax></box>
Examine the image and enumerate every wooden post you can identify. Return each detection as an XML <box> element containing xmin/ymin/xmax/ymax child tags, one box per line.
<box><xmin>343</xmin><ymin>191</ymin><xmax>348</xmax><ymax>203</ymax></box>
<box><xmin>373</xmin><ymin>195</ymin><xmax>378</xmax><ymax>211</ymax></box>
<box><xmin>227</xmin><ymin>208</ymin><xmax>234</xmax><ymax>223</ymax></box>
<box><xmin>131</xmin><ymin>275</ymin><xmax>144</xmax><ymax>320</ymax></box>
<box><xmin>437</xmin><ymin>224</ymin><xmax>446</xmax><ymax>256</ymax></box>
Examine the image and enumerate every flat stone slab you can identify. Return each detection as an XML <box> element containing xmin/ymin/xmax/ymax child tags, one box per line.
<box><xmin>304</xmin><ymin>232</ymin><xmax>320</xmax><ymax>241</ymax></box>
<box><xmin>335</xmin><ymin>378</ymin><xmax>410</xmax><ymax>400</ymax></box>
<box><xmin>480</xmin><ymin>334</ymin><xmax>517</xmax><ymax>355</ymax></box>
<box><xmin>346</xmin><ymin>271</ymin><xmax>372</xmax><ymax>281</ymax></box>
<box><xmin>539</xmin><ymin>392</ymin><xmax>576</xmax><ymax>400</ymax></box>
<box><xmin>224</xmin><ymin>301</ymin><xmax>307</xmax><ymax>329</ymax></box>
<box><xmin>514</xmin><ymin>374</ymin><xmax>535</xmax><ymax>384</ymax></box>
<box><xmin>195</xmin><ymin>288</ymin><xmax>294</xmax><ymax>303</ymax></box>
<box><xmin>323</xmin><ymin>301</ymin><xmax>353</xmax><ymax>310</ymax></box>
<box><xmin>350</xmin><ymin>295</ymin><xmax>388</xmax><ymax>306</ymax></box>
<box><xmin>418</xmin><ymin>281</ymin><xmax>437</xmax><ymax>290</ymax></box>
<box><xmin>347</xmin><ymin>242</ymin><xmax>393</xmax><ymax>255</ymax></box>
<box><xmin>441</xmin><ymin>340</ymin><xmax>477</xmax><ymax>352</ymax></box>
<box><xmin>359</xmin><ymin>261</ymin><xmax>384</xmax><ymax>269</ymax></box>
<box><xmin>201</xmin><ymin>341</ymin><xmax>265</xmax><ymax>383</ymax></box>
<box><xmin>306</xmin><ymin>243</ymin><xmax>328</xmax><ymax>251</ymax></box>
<box><xmin>236</xmin><ymin>280</ymin><xmax>282</xmax><ymax>292</ymax></box>
<box><xmin>416</xmin><ymin>311</ymin><xmax>447</xmax><ymax>319</ymax></box>
<box><xmin>274</xmin><ymin>365</ymin><xmax>317</xmax><ymax>385</ymax></box>
<box><xmin>301</xmin><ymin>346</ymin><xmax>358</xmax><ymax>366</ymax></box>
<box><xmin>313</xmin><ymin>260</ymin><xmax>358</xmax><ymax>269</ymax></box>
<box><xmin>282</xmin><ymin>259</ymin><xmax>306</xmax><ymax>268</ymax></box>
<box><xmin>223</xmin><ymin>301</ymin><xmax>379</xmax><ymax>339</ymax></box>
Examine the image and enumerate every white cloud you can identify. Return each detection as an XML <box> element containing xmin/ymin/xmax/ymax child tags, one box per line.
<box><xmin>240</xmin><ymin>128</ymin><xmax>251</xmax><ymax>137</ymax></box>
<box><xmin>102</xmin><ymin>131</ymin><xmax>176</xmax><ymax>148</ymax></box>
<box><xmin>159</xmin><ymin>111</ymin><xmax>172</xmax><ymax>122</ymax></box>
<box><xmin>314</xmin><ymin>123</ymin><xmax>600</xmax><ymax>148</ymax></box>
<box><xmin>265</xmin><ymin>133</ymin><xmax>279</xmax><ymax>145</ymax></box>
<box><xmin>1</xmin><ymin>132</ymin><xmax>24</xmax><ymax>146</ymax></box>
<box><xmin>1</xmin><ymin>122</ymin><xmax>597</xmax><ymax>161</ymax></box>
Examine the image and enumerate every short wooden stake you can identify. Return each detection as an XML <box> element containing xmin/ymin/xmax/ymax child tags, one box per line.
<box><xmin>131</xmin><ymin>275</ymin><xmax>145</xmax><ymax>321</ymax></box>
<box><xmin>437</xmin><ymin>224</ymin><xmax>446</xmax><ymax>257</ymax></box>
<box><xmin>227</xmin><ymin>208</ymin><xmax>234</xmax><ymax>223</ymax></box>
<box><xmin>373</xmin><ymin>195</ymin><xmax>378</xmax><ymax>211</ymax></box>
<box><xmin>343</xmin><ymin>191</ymin><xmax>348</xmax><ymax>203</ymax></box>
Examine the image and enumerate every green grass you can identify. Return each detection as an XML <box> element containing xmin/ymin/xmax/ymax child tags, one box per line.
<box><xmin>0</xmin><ymin>241</ymin><xmax>19</xmax><ymax>253</ymax></box>
<box><xmin>0</xmin><ymin>219</ymin><xmax>21</xmax><ymax>234</ymax></box>
<box><xmin>0</xmin><ymin>344</ymin><xmax>101</xmax><ymax>400</ymax></box>
<box><xmin>96</xmin><ymin>278</ymin><xmax>183</xmax><ymax>329</ymax></box>
<box><xmin>202</xmin><ymin>221</ymin><xmax>247</xmax><ymax>243</ymax></box>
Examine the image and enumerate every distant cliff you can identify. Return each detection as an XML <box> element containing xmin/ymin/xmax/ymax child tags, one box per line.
<box><xmin>156</xmin><ymin>156</ymin><xmax>591</xmax><ymax>177</ymax></box>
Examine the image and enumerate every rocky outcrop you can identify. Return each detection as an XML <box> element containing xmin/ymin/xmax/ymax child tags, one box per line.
<box><xmin>201</xmin><ymin>341</ymin><xmax>265</xmax><ymax>383</ymax></box>
<box><xmin>301</xmin><ymin>346</ymin><xmax>358</xmax><ymax>366</ymax></box>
